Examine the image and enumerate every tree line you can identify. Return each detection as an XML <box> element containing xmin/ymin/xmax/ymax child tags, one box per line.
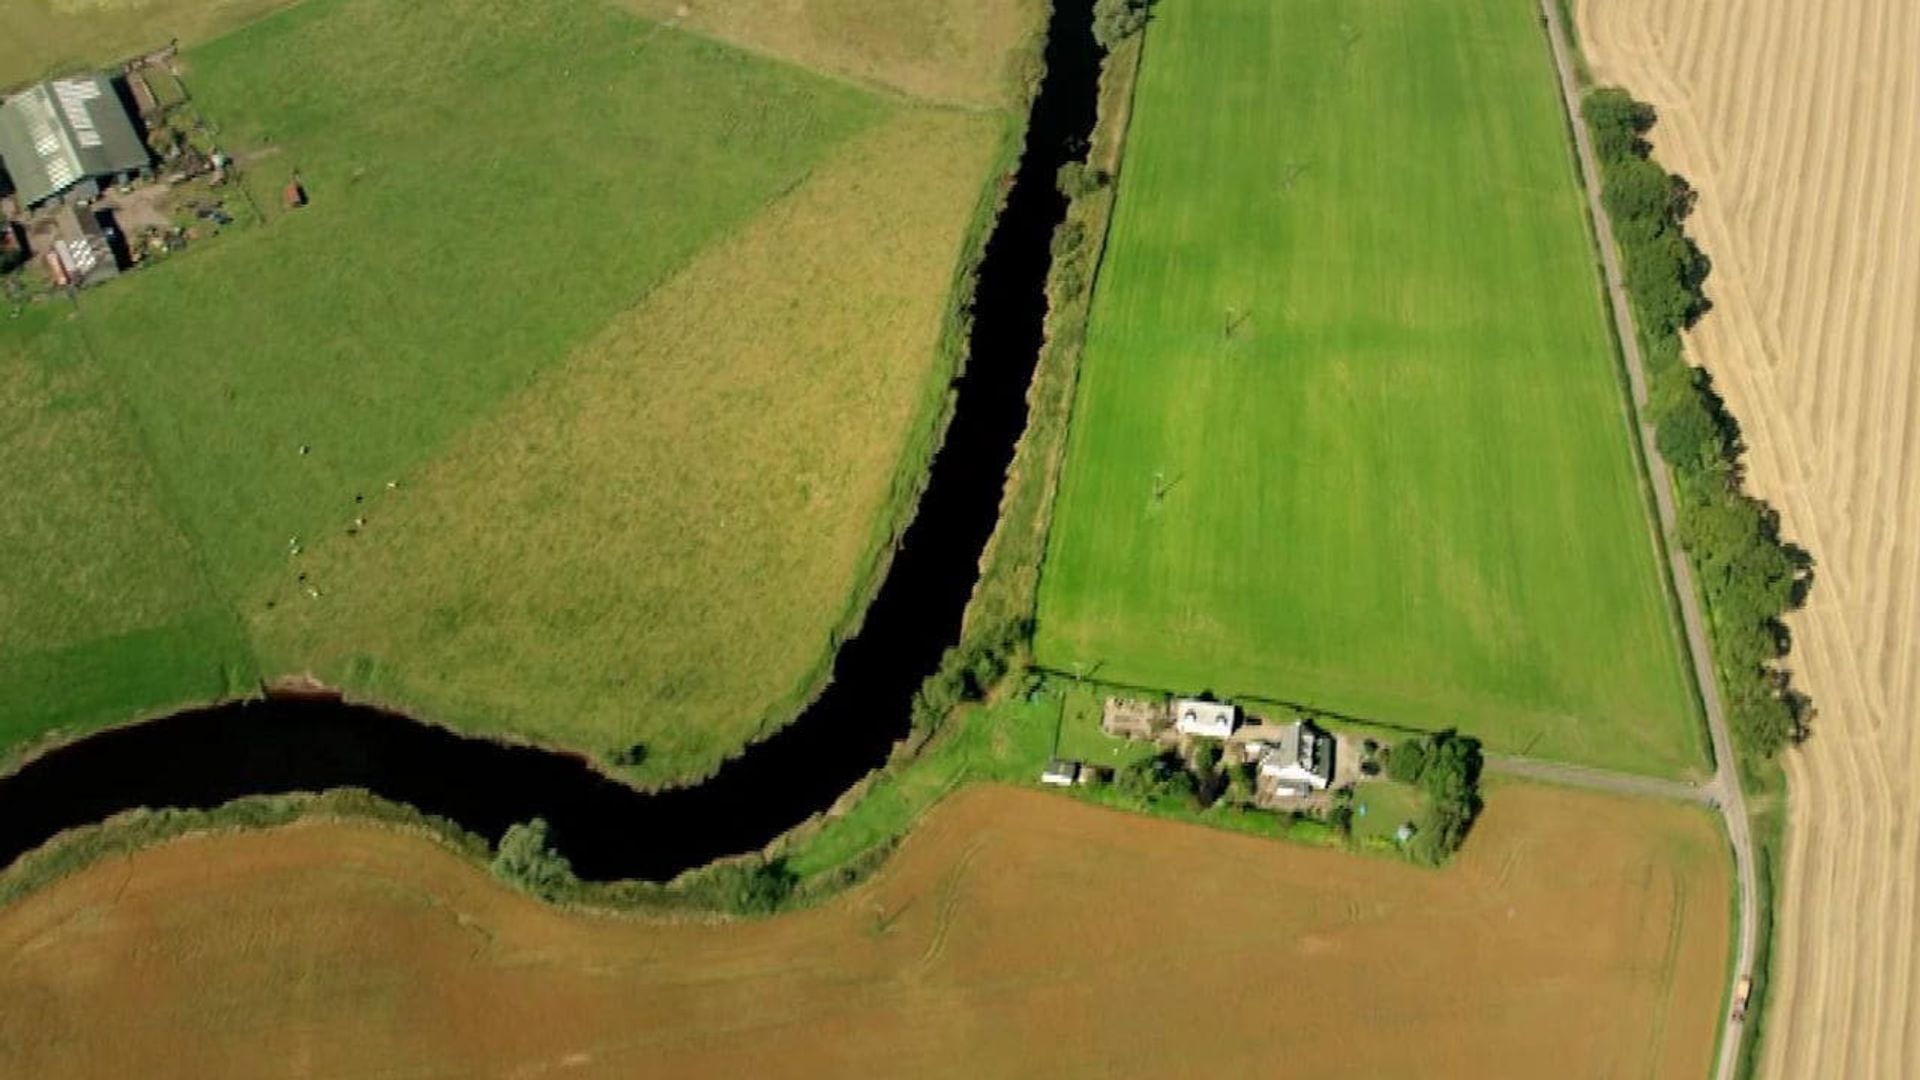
<box><xmin>1386</xmin><ymin>730</ymin><xmax>1483</xmax><ymax>864</ymax></box>
<box><xmin>1582</xmin><ymin>89</ymin><xmax>1813</xmax><ymax>762</ymax></box>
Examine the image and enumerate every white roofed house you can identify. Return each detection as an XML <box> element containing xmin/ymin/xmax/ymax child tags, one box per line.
<box><xmin>1257</xmin><ymin>720</ymin><xmax>1334</xmax><ymax>796</ymax></box>
<box><xmin>1173</xmin><ymin>698</ymin><xmax>1238</xmax><ymax>740</ymax></box>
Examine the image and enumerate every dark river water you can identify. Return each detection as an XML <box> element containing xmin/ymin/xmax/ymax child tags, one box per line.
<box><xmin>0</xmin><ymin>0</ymin><xmax>1103</xmax><ymax>882</ymax></box>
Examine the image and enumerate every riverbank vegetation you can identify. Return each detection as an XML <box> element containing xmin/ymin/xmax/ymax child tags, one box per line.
<box><xmin>1580</xmin><ymin>89</ymin><xmax>1812</xmax><ymax>767</ymax></box>
<box><xmin>1030</xmin><ymin>0</ymin><xmax>1704</xmax><ymax>778</ymax></box>
<box><xmin>0</xmin><ymin>0</ymin><xmax>1038</xmax><ymax>784</ymax></box>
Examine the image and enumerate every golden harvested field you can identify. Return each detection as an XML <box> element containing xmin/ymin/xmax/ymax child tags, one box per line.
<box><xmin>1576</xmin><ymin>2</ymin><xmax>1920</xmax><ymax>1073</ymax></box>
<box><xmin>620</xmin><ymin>0</ymin><xmax>1042</xmax><ymax>108</ymax></box>
<box><xmin>0</xmin><ymin>782</ymin><xmax>1728</xmax><ymax>1078</ymax></box>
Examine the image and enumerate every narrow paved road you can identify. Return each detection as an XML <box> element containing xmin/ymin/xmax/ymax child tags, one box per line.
<box><xmin>1537</xmin><ymin>4</ymin><xmax>1758</xmax><ymax>1079</ymax></box>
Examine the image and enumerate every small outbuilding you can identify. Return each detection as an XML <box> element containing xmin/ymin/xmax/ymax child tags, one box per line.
<box><xmin>0</xmin><ymin>74</ymin><xmax>149</xmax><ymax>208</ymax></box>
<box><xmin>1173</xmin><ymin>698</ymin><xmax>1239</xmax><ymax>740</ymax></box>
<box><xmin>51</xmin><ymin>205</ymin><xmax>119</xmax><ymax>285</ymax></box>
<box><xmin>1040</xmin><ymin>758</ymin><xmax>1082</xmax><ymax>787</ymax></box>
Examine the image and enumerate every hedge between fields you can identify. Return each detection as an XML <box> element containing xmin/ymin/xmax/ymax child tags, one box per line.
<box><xmin>1582</xmin><ymin>89</ymin><xmax>1813</xmax><ymax>764</ymax></box>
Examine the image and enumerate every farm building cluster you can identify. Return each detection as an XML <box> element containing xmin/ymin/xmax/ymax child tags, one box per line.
<box><xmin>1044</xmin><ymin>695</ymin><xmax>1360</xmax><ymax>807</ymax></box>
<box><xmin>0</xmin><ymin>51</ymin><xmax>270</xmax><ymax>294</ymax></box>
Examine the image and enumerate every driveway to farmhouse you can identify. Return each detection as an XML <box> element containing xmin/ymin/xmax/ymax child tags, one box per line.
<box><xmin>1487</xmin><ymin>755</ymin><xmax>1709</xmax><ymax>805</ymax></box>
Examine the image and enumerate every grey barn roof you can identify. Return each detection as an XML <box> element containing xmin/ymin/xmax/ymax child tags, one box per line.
<box><xmin>0</xmin><ymin>74</ymin><xmax>147</xmax><ymax>206</ymax></box>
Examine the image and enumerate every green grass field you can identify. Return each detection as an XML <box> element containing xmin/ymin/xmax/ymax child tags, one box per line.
<box><xmin>0</xmin><ymin>307</ymin><xmax>254</xmax><ymax>759</ymax></box>
<box><xmin>0</xmin><ymin>0</ymin><xmax>1029</xmax><ymax>779</ymax></box>
<box><xmin>1034</xmin><ymin>0</ymin><xmax>1705</xmax><ymax>778</ymax></box>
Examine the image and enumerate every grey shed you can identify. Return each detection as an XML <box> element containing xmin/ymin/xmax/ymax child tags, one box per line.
<box><xmin>0</xmin><ymin>74</ymin><xmax>148</xmax><ymax>208</ymax></box>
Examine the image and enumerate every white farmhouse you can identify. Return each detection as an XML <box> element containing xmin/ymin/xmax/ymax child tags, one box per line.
<box><xmin>1173</xmin><ymin>699</ymin><xmax>1239</xmax><ymax>740</ymax></box>
<box><xmin>1257</xmin><ymin>721</ymin><xmax>1333</xmax><ymax>793</ymax></box>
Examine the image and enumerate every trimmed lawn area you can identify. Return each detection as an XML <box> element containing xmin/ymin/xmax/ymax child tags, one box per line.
<box><xmin>1035</xmin><ymin>0</ymin><xmax>1705</xmax><ymax>778</ymax></box>
<box><xmin>1051</xmin><ymin>683</ymin><xmax>1158</xmax><ymax>769</ymax></box>
<box><xmin>1352</xmin><ymin>779</ymin><xmax>1426</xmax><ymax>846</ymax></box>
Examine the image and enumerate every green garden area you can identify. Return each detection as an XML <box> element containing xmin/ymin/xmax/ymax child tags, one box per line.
<box><xmin>1035</xmin><ymin>0</ymin><xmax>1706</xmax><ymax>778</ymax></box>
<box><xmin>0</xmin><ymin>0</ymin><xmax>1027</xmax><ymax>780</ymax></box>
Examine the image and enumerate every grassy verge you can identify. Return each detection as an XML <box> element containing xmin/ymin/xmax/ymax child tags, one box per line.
<box><xmin>962</xmin><ymin>33</ymin><xmax>1139</xmax><ymax>648</ymax></box>
<box><xmin>1735</xmin><ymin>761</ymin><xmax>1786</xmax><ymax>1079</ymax></box>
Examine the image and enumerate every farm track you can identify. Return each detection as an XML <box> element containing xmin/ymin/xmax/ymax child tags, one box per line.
<box><xmin>1488</xmin><ymin>755</ymin><xmax>1708</xmax><ymax>805</ymax></box>
<box><xmin>1577</xmin><ymin>1</ymin><xmax>1920</xmax><ymax>1076</ymax></box>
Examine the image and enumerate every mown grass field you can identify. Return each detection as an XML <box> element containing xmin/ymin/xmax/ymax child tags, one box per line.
<box><xmin>0</xmin><ymin>781</ymin><xmax>1729</xmax><ymax>1077</ymax></box>
<box><xmin>1035</xmin><ymin>0</ymin><xmax>1705</xmax><ymax>777</ymax></box>
<box><xmin>0</xmin><ymin>308</ymin><xmax>254</xmax><ymax>759</ymax></box>
<box><xmin>0</xmin><ymin>0</ymin><xmax>1031</xmax><ymax>780</ymax></box>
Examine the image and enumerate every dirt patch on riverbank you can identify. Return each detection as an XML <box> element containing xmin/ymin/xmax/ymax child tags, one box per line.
<box><xmin>0</xmin><ymin>781</ymin><xmax>1724</xmax><ymax>1077</ymax></box>
<box><xmin>1576</xmin><ymin>2</ymin><xmax>1920</xmax><ymax>1073</ymax></box>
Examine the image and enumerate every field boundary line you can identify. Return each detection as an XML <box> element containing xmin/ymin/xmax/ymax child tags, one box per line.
<box><xmin>1487</xmin><ymin>755</ymin><xmax>1709</xmax><ymax>804</ymax></box>
<box><xmin>1538</xmin><ymin>5</ymin><xmax>1758</xmax><ymax>1080</ymax></box>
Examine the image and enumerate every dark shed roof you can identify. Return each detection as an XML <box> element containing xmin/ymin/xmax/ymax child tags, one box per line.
<box><xmin>0</xmin><ymin>74</ymin><xmax>147</xmax><ymax>206</ymax></box>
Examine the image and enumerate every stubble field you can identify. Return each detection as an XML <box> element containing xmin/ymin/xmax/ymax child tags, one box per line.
<box><xmin>0</xmin><ymin>781</ymin><xmax>1728</xmax><ymax>1078</ymax></box>
<box><xmin>1576</xmin><ymin>0</ymin><xmax>1920</xmax><ymax>1073</ymax></box>
<box><xmin>1035</xmin><ymin>0</ymin><xmax>1703</xmax><ymax>777</ymax></box>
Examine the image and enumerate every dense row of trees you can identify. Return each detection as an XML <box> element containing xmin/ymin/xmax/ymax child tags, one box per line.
<box><xmin>1386</xmin><ymin>731</ymin><xmax>1483</xmax><ymax>864</ymax></box>
<box><xmin>1583</xmin><ymin>89</ymin><xmax>1813</xmax><ymax>760</ymax></box>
